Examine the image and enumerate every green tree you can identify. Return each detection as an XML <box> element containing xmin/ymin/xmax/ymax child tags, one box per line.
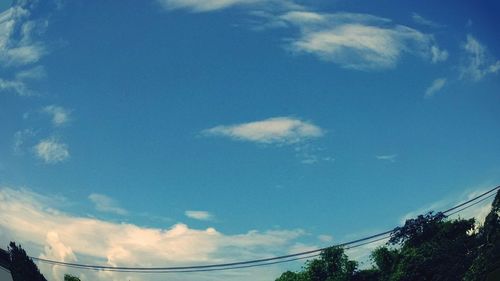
<box><xmin>8</xmin><ymin>242</ymin><xmax>47</xmax><ymax>281</ymax></box>
<box><xmin>464</xmin><ymin>190</ymin><xmax>500</xmax><ymax>281</ymax></box>
<box><xmin>275</xmin><ymin>246</ymin><xmax>358</xmax><ymax>281</ymax></box>
<box><xmin>64</xmin><ymin>274</ymin><xmax>81</xmax><ymax>281</ymax></box>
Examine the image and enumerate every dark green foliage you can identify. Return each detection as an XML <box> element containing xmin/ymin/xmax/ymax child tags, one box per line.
<box><xmin>464</xmin><ymin>190</ymin><xmax>500</xmax><ymax>281</ymax></box>
<box><xmin>275</xmin><ymin>247</ymin><xmax>358</xmax><ymax>281</ymax></box>
<box><xmin>64</xmin><ymin>274</ymin><xmax>81</xmax><ymax>281</ymax></box>
<box><xmin>275</xmin><ymin>189</ymin><xmax>500</xmax><ymax>281</ymax></box>
<box><xmin>8</xmin><ymin>242</ymin><xmax>47</xmax><ymax>281</ymax></box>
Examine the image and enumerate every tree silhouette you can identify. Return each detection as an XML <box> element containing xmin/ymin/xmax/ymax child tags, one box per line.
<box><xmin>8</xmin><ymin>242</ymin><xmax>47</xmax><ymax>281</ymax></box>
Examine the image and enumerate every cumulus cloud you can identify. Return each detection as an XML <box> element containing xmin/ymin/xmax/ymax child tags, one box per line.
<box><xmin>460</xmin><ymin>35</ymin><xmax>500</xmax><ymax>81</ymax></box>
<box><xmin>375</xmin><ymin>154</ymin><xmax>397</xmax><ymax>162</ymax></box>
<box><xmin>88</xmin><ymin>193</ymin><xmax>128</xmax><ymax>216</ymax></box>
<box><xmin>203</xmin><ymin>117</ymin><xmax>324</xmax><ymax>144</ymax></box>
<box><xmin>278</xmin><ymin>12</ymin><xmax>447</xmax><ymax>70</ymax></box>
<box><xmin>42</xmin><ymin>105</ymin><xmax>71</xmax><ymax>127</ymax></box>
<box><xmin>0</xmin><ymin>187</ymin><xmax>307</xmax><ymax>281</ymax></box>
<box><xmin>34</xmin><ymin>137</ymin><xmax>69</xmax><ymax>164</ymax></box>
<box><xmin>424</xmin><ymin>78</ymin><xmax>446</xmax><ymax>98</ymax></box>
<box><xmin>185</xmin><ymin>210</ymin><xmax>214</xmax><ymax>221</ymax></box>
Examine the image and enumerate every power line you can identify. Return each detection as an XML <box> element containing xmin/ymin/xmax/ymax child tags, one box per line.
<box><xmin>31</xmin><ymin>185</ymin><xmax>499</xmax><ymax>273</ymax></box>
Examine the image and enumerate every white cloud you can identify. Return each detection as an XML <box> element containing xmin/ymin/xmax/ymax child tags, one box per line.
<box><xmin>430</xmin><ymin>45</ymin><xmax>448</xmax><ymax>63</ymax></box>
<box><xmin>411</xmin><ymin>13</ymin><xmax>443</xmax><ymax>28</ymax></box>
<box><xmin>39</xmin><ymin>232</ymin><xmax>78</xmax><ymax>281</ymax></box>
<box><xmin>34</xmin><ymin>137</ymin><xmax>69</xmax><ymax>164</ymax></box>
<box><xmin>424</xmin><ymin>78</ymin><xmax>446</xmax><ymax>98</ymax></box>
<box><xmin>203</xmin><ymin>117</ymin><xmax>324</xmax><ymax>144</ymax></box>
<box><xmin>318</xmin><ymin>234</ymin><xmax>333</xmax><ymax>243</ymax></box>
<box><xmin>0</xmin><ymin>187</ymin><xmax>307</xmax><ymax>281</ymax></box>
<box><xmin>42</xmin><ymin>105</ymin><xmax>71</xmax><ymax>127</ymax></box>
<box><xmin>280</xmin><ymin>12</ymin><xmax>446</xmax><ymax>70</ymax></box>
<box><xmin>0</xmin><ymin>77</ymin><xmax>31</xmax><ymax>96</ymax></box>
<box><xmin>158</xmin><ymin>0</ymin><xmax>259</xmax><ymax>12</ymax></box>
<box><xmin>0</xmin><ymin>2</ymin><xmax>49</xmax><ymax>96</ymax></box>
<box><xmin>88</xmin><ymin>193</ymin><xmax>128</xmax><ymax>216</ymax></box>
<box><xmin>185</xmin><ymin>210</ymin><xmax>213</xmax><ymax>221</ymax></box>
<box><xmin>0</xmin><ymin>5</ymin><xmax>46</xmax><ymax>67</ymax></box>
<box><xmin>376</xmin><ymin>154</ymin><xmax>397</xmax><ymax>162</ymax></box>
<box><xmin>157</xmin><ymin>0</ymin><xmax>301</xmax><ymax>13</ymax></box>
<box><xmin>13</xmin><ymin>128</ymin><xmax>36</xmax><ymax>154</ymax></box>
<box><xmin>460</xmin><ymin>35</ymin><xmax>500</xmax><ymax>81</ymax></box>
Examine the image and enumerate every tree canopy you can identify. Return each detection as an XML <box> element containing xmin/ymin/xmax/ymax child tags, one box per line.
<box><xmin>275</xmin><ymin>190</ymin><xmax>500</xmax><ymax>281</ymax></box>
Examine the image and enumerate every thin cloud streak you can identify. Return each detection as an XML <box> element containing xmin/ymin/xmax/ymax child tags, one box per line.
<box><xmin>411</xmin><ymin>13</ymin><xmax>444</xmax><ymax>28</ymax></box>
<box><xmin>88</xmin><ymin>193</ymin><xmax>128</xmax><ymax>216</ymax></box>
<box><xmin>376</xmin><ymin>154</ymin><xmax>397</xmax><ymax>162</ymax></box>
<box><xmin>157</xmin><ymin>0</ymin><xmax>301</xmax><ymax>13</ymax></box>
<box><xmin>425</xmin><ymin>78</ymin><xmax>446</xmax><ymax>98</ymax></box>
<box><xmin>185</xmin><ymin>210</ymin><xmax>214</xmax><ymax>221</ymax></box>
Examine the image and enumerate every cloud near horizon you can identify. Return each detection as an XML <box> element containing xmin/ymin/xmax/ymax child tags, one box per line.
<box><xmin>0</xmin><ymin>187</ymin><xmax>308</xmax><ymax>281</ymax></box>
<box><xmin>203</xmin><ymin>117</ymin><xmax>324</xmax><ymax>144</ymax></box>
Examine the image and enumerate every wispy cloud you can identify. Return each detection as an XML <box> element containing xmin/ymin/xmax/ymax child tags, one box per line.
<box><xmin>157</xmin><ymin>0</ymin><xmax>301</xmax><ymax>13</ymax></box>
<box><xmin>376</xmin><ymin>154</ymin><xmax>397</xmax><ymax>162</ymax></box>
<box><xmin>42</xmin><ymin>105</ymin><xmax>71</xmax><ymax>127</ymax></box>
<box><xmin>430</xmin><ymin>45</ymin><xmax>448</xmax><ymax>63</ymax></box>
<box><xmin>318</xmin><ymin>234</ymin><xmax>333</xmax><ymax>243</ymax></box>
<box><xmin>0</xmin><ymin>5</ymin><xmax>46</xmax><ymax>66</ymax></box>
<box><xmin>88</xmin><ymin>193</ymin><xmax>128</xmax><ymax>216</ymax></box>
<box><xmin>424</xmin><ymin>78</ymin><xmax>446</xmax><ymax>98</ymax></box>
<box><xmin>279</xmin><ymin>12</ymin><xmax>447</xmax><ymax>70</ymax></box>
<box><xmin>34</xmin><ymin>137</ymin><xmax>69</xmax><ymax>164</ymax></box>
<box><xmin>13</xmin><ymin>128</ymin><xmax>36</xmax><ymax>154</ymax></box>
<box><xmin>0</xmin><ymin>187</ymin><xmax>307</xmax><ymax>281</ymax></box>
<box><xmin>411</xmin><ymin>13</ymin><xmax>443</xmax><ymax>28</ymax></box>
<box><xmin>0</xmin><ymin>2</ymin><xmax>50</xmax><ymax>96</ymax></box>
<box><xmin>460</xmin><ymin>35</ymin><xmax>500</xmax><ymax>81</ymax></box>
<box><xmin>185</xmin><ymin>210</ymin><xmax>214</xmax><ymax>221</ymax></box>
<box><xmin>203</xmin><ymin>117</ymin><xmax>324</xmax><ymax>144</ymax></box>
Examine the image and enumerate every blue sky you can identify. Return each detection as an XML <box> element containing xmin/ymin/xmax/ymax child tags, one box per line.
<box><xmin>1</xmin><ymin>0</ymin><xmax>500</xmax><ymax>280</ymax></box>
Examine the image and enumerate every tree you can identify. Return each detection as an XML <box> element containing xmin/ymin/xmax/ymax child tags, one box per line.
<box><xmin>464</xmin><ymin>190</ymin><xmax>500</xmax><ymax>281</ymax></box>
<box><xmin>376</xmin><ymin>212</ymin><xmax>478</xmax><ymax>280</ymax></box>
<box><xmin>8</xmin><ymin>242</ymin><xmax>47</xmax><ymax>281</ymax></box>
<box><xmin>64</xmin><ymin>274</ymin><xmax>81</xmax><ymax>281</ymax></box>
<box><xmin>275</xmin><ymin>246</ymin><xmax>358</xmax><ymax>281</ymax></box>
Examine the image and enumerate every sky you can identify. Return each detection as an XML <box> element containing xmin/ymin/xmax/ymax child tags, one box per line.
<box><xmin>0</xmin><ymin>0</ymin><xmax>500</xmax><ymax>280</ymax></box>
